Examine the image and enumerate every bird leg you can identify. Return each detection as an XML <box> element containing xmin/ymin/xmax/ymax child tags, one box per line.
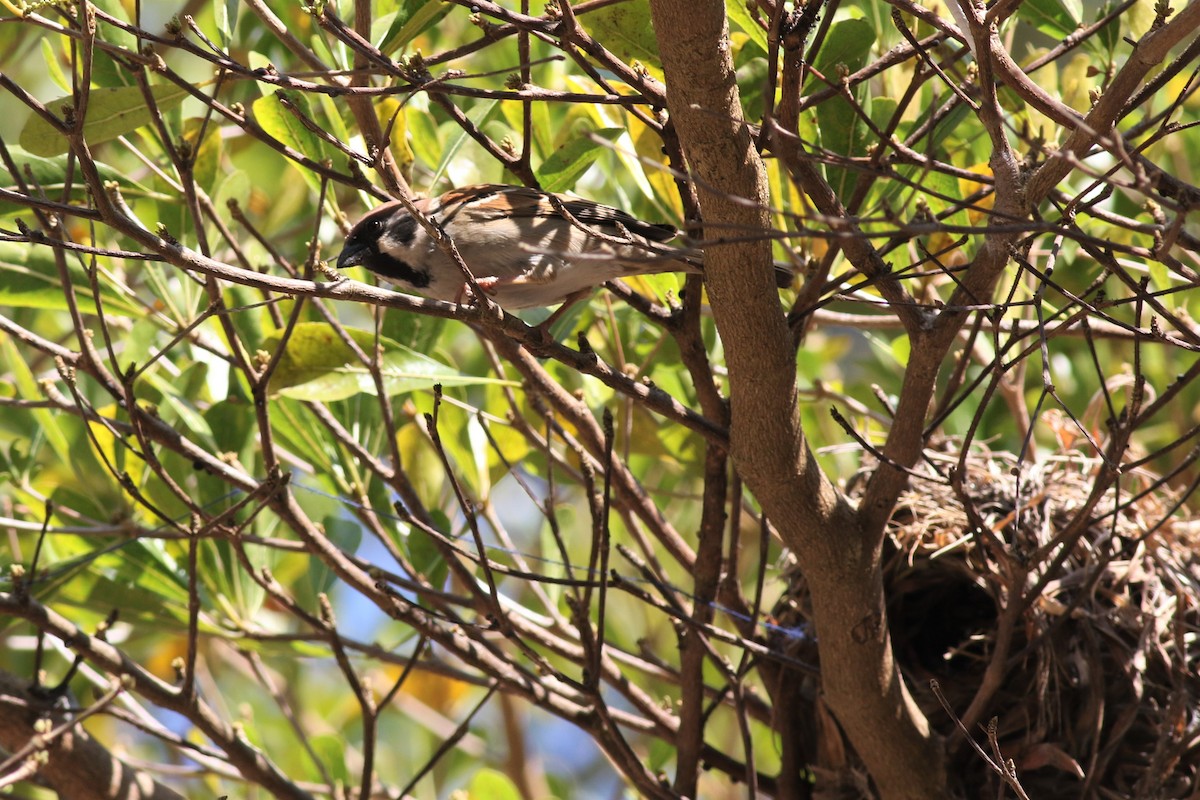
<box><xmin>475</xmin><ymin>257</ymin><xmax>562</xmax><ymax>293</ymax></box>
<box><xmin>533</xmin><ymin>288</ymin><xmax>593</xmax><ymax>342</ymax></box>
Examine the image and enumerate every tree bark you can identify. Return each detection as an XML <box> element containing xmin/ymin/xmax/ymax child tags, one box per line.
<box><xmin>646</xmin><ymin>3</ymin><xmax>949</xmax><ymax>797</ymax></box>
<box><xmin>0</xmin><ymin>669</ymin><xmax>186</xmax><ymax>800</ymax></box>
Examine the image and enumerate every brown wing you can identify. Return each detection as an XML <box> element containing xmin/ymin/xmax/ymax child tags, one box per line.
<box><xmin>556</xmin><ymin>197</ymin><xmax>679</xmax><ymax>243</ymax></box>
<box><xmin>435</xmin><ymin>184</ymin><xmax>679</xmax><ymax>243</ymax></box>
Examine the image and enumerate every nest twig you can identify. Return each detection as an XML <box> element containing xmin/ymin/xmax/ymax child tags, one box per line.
<box><xmin>773</xmin><ymin>444</ymin><xmax>1200</xmax><ymax>799</ymax></box>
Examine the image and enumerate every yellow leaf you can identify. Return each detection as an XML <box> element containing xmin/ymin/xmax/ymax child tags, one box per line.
<box><xmin>376</xmin><ymin>97</ymin><xmax>415</xmax><ymax>181</ymax></box>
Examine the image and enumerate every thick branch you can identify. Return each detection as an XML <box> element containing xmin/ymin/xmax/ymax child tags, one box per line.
<box><xmin>646</xmin><ymin>3</ymin><xmax>947</xmax><ymax>798</ymax></box>
<box><xmin>0</xmin><ymin>671</ymin><xmax>185</xmax><ymax>800</ymax></box>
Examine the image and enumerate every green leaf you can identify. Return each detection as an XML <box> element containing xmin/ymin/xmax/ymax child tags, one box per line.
<box><xmin>251</xmin><ymin>90</ymin><xmax>328</xmax><ymax>194</ymax></box>
<box><xmin>2</xmin><ymin>337</ymin><xmax>71</xmax><ymax>463</ymax></box>
<box><xmin>0</xmin><ymin>147</ymin><xmax>158</xmax><ymax>217</ymax></box>
<box><xmin>810</xmin><ymin>19</ymin><xmax>876</xmax><ymax>198</ymax></box>
<box><xmin>815</xmin><ymin>101</ymin><xmax>868</xmax><ymax>198</ymax></box>
<box><xmin>537</xmin><ymin>127</ymin><xmax>624</xmax><ymax>193</ymax></box>
<box><xmin>377</xmin><ymin>0</ymin><xmax>452</xmax><ymax>55</ymax></box>
<box><xmin>41</xmin><ymin>538</ymin><xmax>191</xmax><ymax>629</ymax></box>
<box><xmin>204</xmin><ymin>398</ymin><xmax>256</xmax><ymax>456</ymax></box>
<box><xmin>408</xmin><ymin>510</ymin><xmax>450</xmax><ymax>592</ymax></box>
<box><xmin>468</xmin><ymin>770</ymin><xmax>523</xmax><ymax>800</ymax></box>
<box><xmin>212</xmin><ymin>168</ymin><xmax>252</xmax><ymax>220</ymax></box>
<box><xmin>1096</xmin><ymin>0</ymin><xmax>1122</xmax><ymax>52</ymax></box>
<box><xmin>151</xmin><ymin>378</ymin><xmax>214</xmax><ymax>441</ymax></box>
<box><xmin>306</xmin><ymin>516</ymin><xmax>363</xmax><ymax>598</ymax></box>
<box><xmin>316</xmin><ymin>93</ymin><xmax>351</xmax><ymax>145</ymax></box>
<box><xmin>1024</xmin><ymin>0</ymin><xmax>1082</xmax><ymax>38</ymax></box>
<box><xmin>263</xmin><ymin>322</ymin><xmax>512</xmax><ymax>402</ymax></box>
<box><xmin>0</xmin><ymin>241</ymin><xmax>64</xmax><ymax>309</ymax></box>
<box><xmin>1148</xmin><ymin>259</ymin><xmax>1174</xmax><ymax>309</ymax></box>
<box><xmin>502</xmin><ymin>94</ymin><xmax>553</xmax><ymax>162</ymax></box>
<box><xmin>737</xmin><ymin>56</ymin><xmax>771</xmax><ymax>122</ymax></box>
<box><xmin>870</xmin><ymin>97</ymin><xmax>899</xmax><ymax>139</ymax></box>
<box><xmin>407</xmin><ymin>105</ymin><xmax>442</xmax><ymax>169</ymax></box>
<box><xmin>380</xmin><ymin>309</ymin><xmax>448</xmax><ymax>357</ymax></box>
<box><xmin>18</xmin><ymin>84</ymin><xmax>192</xmax><ymax>157</ymax></box>
<box><xmin>89</xmin><ymin>0</ymin><xmax>138</xmax><ymax>51</ymax></box>
<box><xmin>216</xmin><ymin>0</ymin><xmax>239</xmax><ymax>50</ymax></box>
<box><xmin>921</xmin><ymin>164</ymin><xmax>967</xmax><ymax>224</ymax></box>
<box><xmin>879</xmin><ymin>102</ymin><xmax>971</xmax><ymax>210</ymax></box>
<box><xmin>309</xmin><ymin>734</ymin><xmax>352</xmax><ymax>786</ymax></box>
<box><xmin>254</xmin><ymin>90</ymin><xmax>326</xmax><ymax>158</ymax></box>
<box><xmin>726</xmin><ymin>0</ymin><xmax>769</xmax><ymax>54</ymax></box>
<box><xmin>182</xmin><ymin>118</ymin><xmax>223</xmax><ymax>192</ymax></box>
<box><xmin>227</xmin><ymin>538</ymin><xmax>268</xmax><ymax>621</ymax></box>
<box><xmin>812</xmin><ymin>18</ymin><xmax>876</xmax><ymax>77</ymax></box>
<box><xmin>580</xmin><ymin>0</ymin><xmax>662</xmax><ymax>72</ymax></box>
<box><xmin>40</xmin><ymin>38</ymin><xmax>70</xmax><ymax>93</ymax></box>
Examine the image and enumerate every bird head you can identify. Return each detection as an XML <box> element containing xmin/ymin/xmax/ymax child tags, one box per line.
<box><xmin>336</xmin><ymin>203</ymin><xmax>431</xmax><ymax>289</ymax></box>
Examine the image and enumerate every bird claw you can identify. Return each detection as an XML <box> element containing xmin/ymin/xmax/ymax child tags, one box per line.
<box><xmin>451</xmin><ymin>281</ymin><xmax>506</xmax><ymax>327</ymax></box>
<box><xmin>452</xmin><ymin>277</ymin><xmax>501</xmax><ymax>308</ymax></box>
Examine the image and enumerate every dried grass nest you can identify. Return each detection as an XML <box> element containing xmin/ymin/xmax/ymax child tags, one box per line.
<box><xmin>776</xmin><ymin>447</ymin><xmax>1200</xmax><ymax>799</ymax></box>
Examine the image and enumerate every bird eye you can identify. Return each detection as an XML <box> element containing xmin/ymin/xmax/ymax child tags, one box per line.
<box><xmin>366</xmin><ymin>218</ymin><xmax>383</xmax><ymax>235</ymax></box>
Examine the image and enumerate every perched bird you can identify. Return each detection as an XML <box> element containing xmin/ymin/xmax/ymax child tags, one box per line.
<box><xmin>337</xmin><ymin>184</ymin><xmax>790</xmax><ymax>310</ymax></box>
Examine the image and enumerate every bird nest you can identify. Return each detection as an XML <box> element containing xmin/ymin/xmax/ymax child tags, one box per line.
<box><xmin>777</xmin><ymin>447</ymin><xmax>1200</xmax><ymax>799</ymax></box>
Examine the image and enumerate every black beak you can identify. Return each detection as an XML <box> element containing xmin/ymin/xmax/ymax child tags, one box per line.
<box><xmin>336</xmin><ymin>241</ymin><xmax>370</xmax><ymax>270</ymax></box>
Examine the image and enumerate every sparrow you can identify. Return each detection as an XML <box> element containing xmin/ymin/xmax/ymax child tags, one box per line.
<box><xmin>336</xmin><ymin>184</ymin><xmax>791</xmax><ymax>310</ymax></box>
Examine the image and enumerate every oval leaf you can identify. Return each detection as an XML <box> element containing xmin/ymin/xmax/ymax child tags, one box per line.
<box><xmin>581</xmin><ymin>0</ymin><xmax>662</xmax><ymax>73</ymax></box>
<box><xmin>537</xmin><ymin>127</ymin><xmax>624</xmax><ymax>193</ymax></box>
<box><xmin>0</xmin><ymin>146</ymin><xmax>155</xmax><ymax>217</ymax></box>
<box><xmin>811</xmin><ymin>19</ymin><xmax>877</xmax><ymax>197</ymax></box>
<box><xmin>264</xmin><ymin>322</ymin><xmax>510</xmax><ymax>402</ymax></box>
<box><xmin>377</xmin><ymin>0</ymin><xmax>453</xmax><ymax>55</ymax></box>
<box><xmin>251</xmin><ymin>90</ymin><xmax>331</xmax><ymax>194</ymax></box>
<box><xmin>19</xmin><ymin>83</ymin><xmax>191</xmax><ymax>157</ymax></box>
<box><xmin>726</xmin><ymin>0</ymin><xmax>769</xmax><ymax>54</ymax></box>
<box><xmin>252</xmin><ymin>90</ymin><xmax>327</xmax><ymax>162</ymax></box>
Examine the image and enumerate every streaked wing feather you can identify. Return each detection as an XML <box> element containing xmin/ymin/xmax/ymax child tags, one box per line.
<box><xmin>557</xmin><ymin>198</ymin><xmax>678</xmax><ymax>242</ymax></box>
<box><xmin>439</xmin><ymin>185</ymin><xmax>678</xmax><ymax>243</ymax></box>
